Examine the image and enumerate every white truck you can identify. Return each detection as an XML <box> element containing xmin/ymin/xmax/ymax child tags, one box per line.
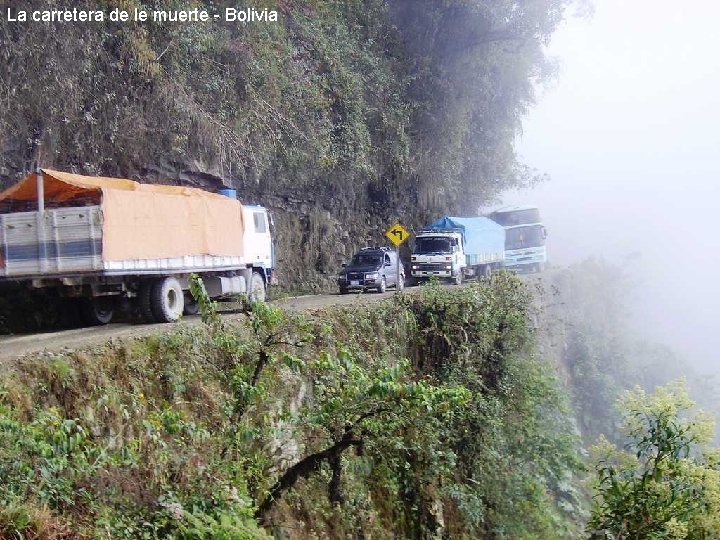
<box><xmin>488</xmin><ymin>205</ymin><xmax>547</xmax><ymax>273</ymax></box>
<box><xmin>410</xmin><ymin>216</ymin><xmax>505</xmax><ymax>284</ymax></box>
<box><xmin>0</xmin><ymin>169</ymin><xmax>274</xmax><ymax>325</ymax></box>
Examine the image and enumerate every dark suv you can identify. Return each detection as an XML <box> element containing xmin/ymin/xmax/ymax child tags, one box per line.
<box><xmin>337</xmin><ymin>247</ymin><xmax>405</xmax><ymax>294</ymax></box>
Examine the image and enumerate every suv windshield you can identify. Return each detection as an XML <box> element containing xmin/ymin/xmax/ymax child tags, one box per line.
<box><xmin>350</xmin><ymin>253</ymin><xmax>383</xmax><ymax>267</ymax></box>
<box><xmin>414</xmin><ymin>237</ymin><xmax>452</xmax><ymax>254</ymax></box>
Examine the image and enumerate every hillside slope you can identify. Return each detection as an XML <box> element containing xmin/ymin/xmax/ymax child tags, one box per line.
<box><xmin>0</xmin><ymin>275</ymin><xmax>587</xmax><ymax>539</ymax></box>
<box><xmin>0</xmin><ymin>0</ymin><xmax>570</xmax><ymax>285</ymax></box>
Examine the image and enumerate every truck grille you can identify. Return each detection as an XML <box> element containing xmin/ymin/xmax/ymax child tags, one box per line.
<box><xmin>418</xmin><ymin>263</ymin><xmax>447</xmax><ymax>272</ymax></box>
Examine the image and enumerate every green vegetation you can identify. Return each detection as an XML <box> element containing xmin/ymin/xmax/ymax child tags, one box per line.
<box><xmin>587</xmin><ymin>381</ymin><xmax>720</xmax><ymax>539</ymax></box>
<box><xmin>0</xmin><ymin>274</ymin><xmax>587</xmax><ymax>538</ymax></box>
<box><xmin>1</xmin><ymin>265</ymin><xmax>718</xmax><ymax>537</ymax></box>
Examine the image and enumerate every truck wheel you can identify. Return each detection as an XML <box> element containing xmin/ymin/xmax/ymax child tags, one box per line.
<box><xmin>249</xmin><ymin>271</ymin><xmax>266</xmax><ymax>302</ymax></box>
<box><xmin>151</xmin><ymin>277</ymin><xmax>184</xmax><ymax>323</ymax></box>
<box><xmin>80</xmin><ymin>297</ymin><xmax>114</xmax><ymax>326</ymax></box>
<box><xmin>183</xmin><ymin>292</ymin><xmax>199</xmax><ymax>316</ymax></box>
<box><xmin>137</xmin><ymin>281</ymin><xmax>155</xmax><ymax>323</ymax></box>
<box><xmin>377</xmin><ymin>277</ymin><xmax>386</xmax><ymax>294</ymax></box>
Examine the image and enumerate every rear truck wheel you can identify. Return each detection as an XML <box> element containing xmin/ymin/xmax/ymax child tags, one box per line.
<box><xmin>80</xmin><ymin>297</ymin><xmax>114</xmax><ymax>326</ymax></box>
<box><xmin>250</xmin><ymin>271</ymin><xmax>266</xmax><ymax>302</ymax></box>
<box><xmin>397</xmin><ymin>274</ymin><xmax>405</xmax><ymax>291</ymax></box>
<box><xmin>377</xmin><ymin>277</ymin><xmax>387</xmax><ymax>294</ymax></box>
<box><xmin>136</xmin><ymin>281</ymin><xmax>155</xmax><ymax>323</ymax></box>
<box><xmin>151</xmin><ymin>277</ymin><xmax>184</xmax><ymax>323</ymax></box>
<box><xmin>183</xmin><ymin>292</ymin><xmax>199</xmax><ymax>316</ymax></box>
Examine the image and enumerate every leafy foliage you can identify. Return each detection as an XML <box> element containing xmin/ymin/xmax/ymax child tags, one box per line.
<box><xmin>587</xmin><ymin>381</ymin><xmax>720</xmax><ymax>539</ymax></box>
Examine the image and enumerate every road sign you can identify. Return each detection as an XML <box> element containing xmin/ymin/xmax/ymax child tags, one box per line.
<box><xmin>385</xmin><ymin>222</ymin><xmax>409</xmax><ymax>246</ymax></box>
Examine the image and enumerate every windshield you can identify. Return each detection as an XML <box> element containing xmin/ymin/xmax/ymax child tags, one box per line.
<box><xmin>491</xmin><ymin>208</ymin><xmax>541</xmax><ymax>226</ymax></box>
<box><xmin>350</xmin><ymin>254</ymin><xmax>382</xmax><ymax>267</ymax></box>
<box><xmin>505</xmin><ymin>225</ymin><xmax>545</xmax><ymax>250</ymax></box>
<box><xmin>414</xmin><ymin>237</ymin><xmax>453</xmax><ymax>254</ymax></box>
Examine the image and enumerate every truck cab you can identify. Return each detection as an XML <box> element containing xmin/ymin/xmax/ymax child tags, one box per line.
<box><xmin>410</xmin><ymin>230</ymin><xmax>466</xmax><ymax>284</ymax></box>
<box><xmin>242</xmin><ymin>204</ymin><xmax>274</xmax><ymax>281</ymax></box>
<box><xmin>488</xmin><ymin>205</ymin><xmax>547</xmax><ymax>273</ymax></box>
<box><xmin>502</xmin><ymin>224</ymin><xmax>547</xmax><ymax>273</ymax></box>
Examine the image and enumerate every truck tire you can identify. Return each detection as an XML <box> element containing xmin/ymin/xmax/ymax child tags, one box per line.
<box><xmin>80</xmin><ymin>297</ymin><xmax>114</xmax><ymax>326</ymax></box>
<box><xmin>137</xmin><ymin>281</ymin><xmax>156</xmax><ymax>323</ymax></box>
<box><xmin>249</xmin><ymin>271</ymin><xmax>266</xmax><ymax>302</ymax></box>
<box><xmin>151</xmin><ymin>277</ymin><xmax>184</xmax><ymax>323</ymax></box>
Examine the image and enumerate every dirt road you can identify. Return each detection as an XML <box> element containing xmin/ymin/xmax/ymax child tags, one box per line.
<box><xmin>0</xmin><ymin>271</ymin><xmax>548</xmax><ymax>363</ymax></box>
<box><xmin>0</xmin><ymin>290</ymin><xmax>396</xmax><ymax>362</ymax></box>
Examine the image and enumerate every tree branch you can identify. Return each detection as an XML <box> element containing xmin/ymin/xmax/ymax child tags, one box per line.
<box><xmin>256</xmin><ymin>429</ymin><xmax>363</xmax><ymax>519</ymax></box>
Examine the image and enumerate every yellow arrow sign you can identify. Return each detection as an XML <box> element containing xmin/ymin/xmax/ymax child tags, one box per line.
<box><xmin>385</xmin><ymin>222</ymin><xmax>409</xmax><ymax>246</ymax></box>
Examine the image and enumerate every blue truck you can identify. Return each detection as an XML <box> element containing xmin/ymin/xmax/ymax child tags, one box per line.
<box><xmin>410</xmin><ymin>216</ymin><xmax>506</xmax><ymax>284</ymax></box>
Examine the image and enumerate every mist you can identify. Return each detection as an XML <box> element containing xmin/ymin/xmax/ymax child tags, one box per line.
<box><xmin>503</xmin><ymin>0</ymin><xmax>720</xmax><ymax>373</ymax></box>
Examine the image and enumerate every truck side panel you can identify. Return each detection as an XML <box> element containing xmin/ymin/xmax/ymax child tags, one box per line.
<box><xmin>0</xmin><ymin>206</ymin><xmax>253</xmax><ymax>279</ymax></box>
<box><xmin>0</xmin><ymin>207</ymin><xmax>103</xmax><ymax>277</ymax></box>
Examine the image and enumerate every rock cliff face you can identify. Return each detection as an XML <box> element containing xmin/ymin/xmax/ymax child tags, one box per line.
<box><xmin>0</xmin><ymin>0</ymin><xmax>569</xmax><ymax>286</ymax></box>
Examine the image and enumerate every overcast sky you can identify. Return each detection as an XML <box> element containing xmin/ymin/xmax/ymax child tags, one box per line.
<box><xmin>504</xmin><ymin>0</ymin><xmax>720</xmax><ymax>372</ymax></box>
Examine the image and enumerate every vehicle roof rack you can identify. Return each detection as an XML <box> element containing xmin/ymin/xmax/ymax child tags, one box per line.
<box><xmin>418</xmin><ymin>228</ymin><xmax>462</xmax><ymax>234</ymax></box>
<box><xmin>360</xmin><ymin>246</ymin><xmax>392</xmax><ymax>252</ymax></box>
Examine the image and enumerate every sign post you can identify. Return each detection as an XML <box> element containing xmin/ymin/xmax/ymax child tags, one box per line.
<box><xmin>385</xmin><ymin>222</ymin><xmax>410</xmax><ymax>292</ymax></box>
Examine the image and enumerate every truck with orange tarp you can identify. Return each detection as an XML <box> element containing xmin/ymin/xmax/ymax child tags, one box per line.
<box><xmin>0</xmin><ymin>169</ymin><xmax>274</xmax><ymax>325</ymax></box>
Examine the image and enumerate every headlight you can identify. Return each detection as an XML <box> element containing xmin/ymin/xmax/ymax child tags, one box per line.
<box><xmin>365</xmin><ymin>272</ymin><xmax>378</xmax><ymax>279</ymax></box>
<box><xmin>412</xmin><ymin>265</ymin><xmax>418</xmax><ymax>270</ymax></box>
<box><xmin>445</xmin><ymin>265</ymin><xmax>452</xmax><ymax>270</ymax></box>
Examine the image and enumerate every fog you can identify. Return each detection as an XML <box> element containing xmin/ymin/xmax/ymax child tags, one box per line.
<box><xmin>503</xmin><ymin>0</ymin><xmax>720</xmax><ymax>373</ymax></box>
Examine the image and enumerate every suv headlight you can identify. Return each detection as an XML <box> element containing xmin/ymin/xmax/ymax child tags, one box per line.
<box><xmin>365</xmin><ymin>272</ymin><xmax>378</xmax><ymax>279</ymax></box>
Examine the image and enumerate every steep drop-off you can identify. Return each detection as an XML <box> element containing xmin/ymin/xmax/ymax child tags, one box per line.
<box><xmin>0</xmin><ymin>275</ymin><xmax>587</xmax><ymax>539</ymax></box>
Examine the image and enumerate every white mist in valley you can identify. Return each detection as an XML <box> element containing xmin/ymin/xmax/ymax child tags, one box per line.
<box><xmin>506</xmin><ymin>0</ymin><xmax>720</xmax><ymax>375</ymax></box>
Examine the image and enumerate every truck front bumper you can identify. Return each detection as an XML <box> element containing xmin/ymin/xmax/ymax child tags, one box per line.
<box><xmin>503</xmin><ymin>262</ymin><xmax>544</xmax><ymax>274</ymax></box>
<box><xmin>412</xmin><ymin>271</ymin><xmax>452</xmax><ymax>278</ymax></box>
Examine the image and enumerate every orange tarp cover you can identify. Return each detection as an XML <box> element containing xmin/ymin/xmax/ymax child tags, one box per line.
<box><xmin>0</xmin><ymin>169</ymin><xmax>244</xmax><ymax>261</ymax></box>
